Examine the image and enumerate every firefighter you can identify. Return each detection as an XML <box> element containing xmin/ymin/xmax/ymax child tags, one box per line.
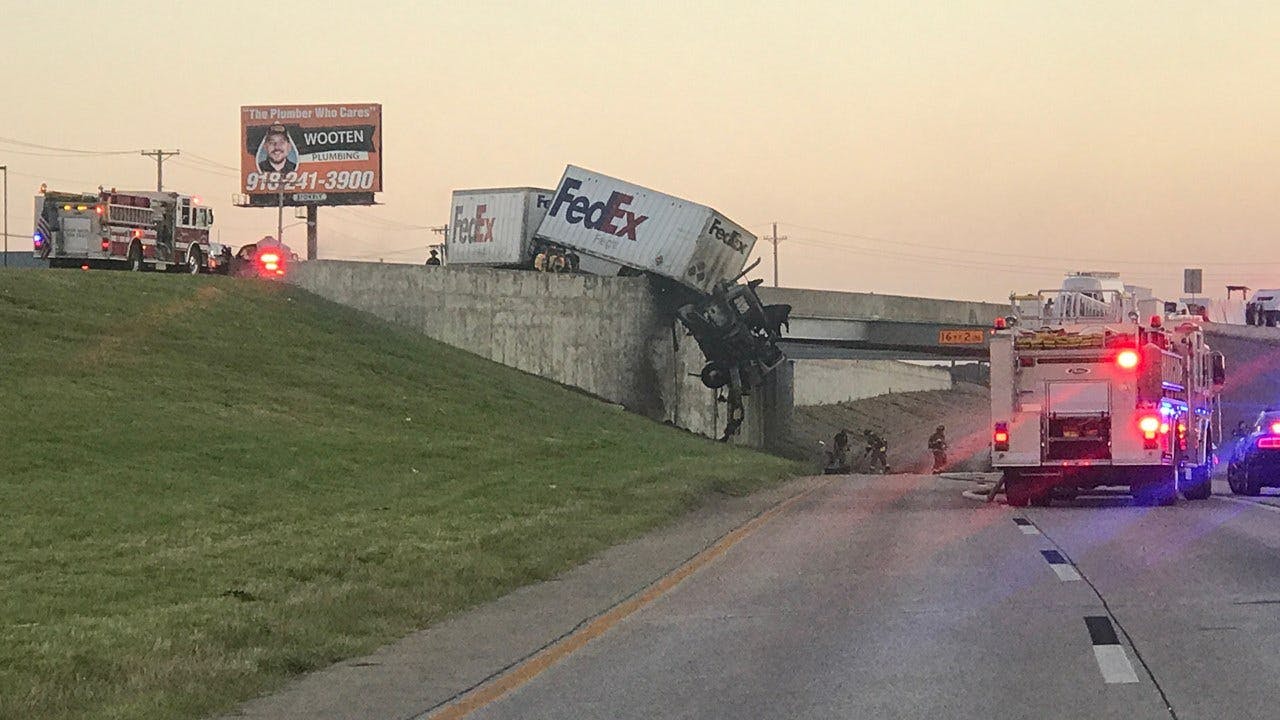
<box><xmin>830</xmin><ymin>428</ymin><xmax>851</xmax><ymax>473</ymax></box>
<box><xmin>425</xmin><ymin>249</ymin><xmax>441</xmax><ymax>266</ymax></box>
<box><xmin>928</xmin><ymin>425</ymin><xmax>948</xmax><ymax>474</ymax></box>
<box><xmin>862</xmin><ymin>429</ymin><xmax>888</xmax><ymax>474</ymax></box>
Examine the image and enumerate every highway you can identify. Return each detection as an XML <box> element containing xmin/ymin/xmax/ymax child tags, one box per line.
<box><xmin>457</xmin><ymin>475</ymin><xmax>1280</xmax><ymax>720</ymax></box>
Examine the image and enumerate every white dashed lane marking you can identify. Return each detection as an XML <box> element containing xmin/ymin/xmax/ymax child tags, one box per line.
<box><xmin>1012</xmin><ymin>517</ymin><xmax>1041</xmax><ymax>535</ymax></box>
<box><xmin>1085</xmin><ymin>616</ymin><xmax>1140</xmax><ymax>684</ymax></box>
<box><xmin>1039</xmin><ymin>550</ymin><xmax>1082</xmax><ymax>581</ymax></box>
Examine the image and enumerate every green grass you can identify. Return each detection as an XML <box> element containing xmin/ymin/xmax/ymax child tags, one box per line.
<box><xmin>0</xmin><ymin>269</ymin><xmax>799</xmax><ymax>720</ymax></box>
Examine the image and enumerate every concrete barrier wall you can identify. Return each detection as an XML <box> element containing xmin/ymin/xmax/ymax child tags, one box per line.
<box><xmin>793</xmin><ymin>359</ymin><xmax>952</xmax><ymax>406</ymax></box>
<box><xmin>289</xmin><ymin>261</ymin><xmax>667</xmax><ymax>416</ymax></box>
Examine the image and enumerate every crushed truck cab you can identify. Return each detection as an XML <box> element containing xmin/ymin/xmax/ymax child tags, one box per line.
<box><xmin>991</xmin><ymin>272</ymin><xmax>1225</xmax><ymax>506</ymax></box>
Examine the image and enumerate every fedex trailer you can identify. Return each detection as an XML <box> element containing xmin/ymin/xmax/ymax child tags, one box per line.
<box><xmin>445</xmin><ymin>187</ymin><xmax>553</xmax><ymax>267</ymax></box>
<box><xmin>534</xmin><ymin>166</ymin><xmax>757</xmax><ymax>294</ymax></box>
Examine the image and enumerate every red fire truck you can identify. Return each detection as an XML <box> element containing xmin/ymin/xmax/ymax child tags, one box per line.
<box><xmin>34</xmin><ymin>187</ymin><xmax>218</xmax><ymax>273</ymax></box>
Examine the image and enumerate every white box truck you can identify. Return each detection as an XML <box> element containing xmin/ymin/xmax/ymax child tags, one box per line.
<box><xmin>446</xmin><ymin>187</ymin><xmax>553</xmax><ymax>267</ymax></box>
<box><xmin>535</xmin><ymin>166</ymin><xmax>757</xmax><ymax>294</ymax></box>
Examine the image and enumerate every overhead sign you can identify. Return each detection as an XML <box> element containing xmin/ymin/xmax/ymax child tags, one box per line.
<box><xmin>938</xmin><ymin>329</ymin><xmax>986</xmax><ymax>345</ymax></box>
<box><xmin>1184</xmin><ymin>268</ymin><xmax>1203</xmax><ymax>295</ymax></box>
<box><xmin>239</xmin><ymin>103</ymin><xmax>382</xmax><ymax>202</ymax></box>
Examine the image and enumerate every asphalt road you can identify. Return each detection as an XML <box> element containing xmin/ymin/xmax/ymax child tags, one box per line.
<box><xmin>461</xmin><ymin>475</ymin><xmax>1280</xmax><ymax>720</ymax></box>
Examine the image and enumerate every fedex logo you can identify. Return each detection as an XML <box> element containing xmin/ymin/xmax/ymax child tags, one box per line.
<box><xmin>708</xmin><ymin>217</ymin><xmax>747</xmax><ymax>254</ymax></box>
<box><xmin>548</xmin><ymin>177</ymin><xmax>647</xmax><ymax>241</ymax></box>
<box><xmin>452</xmin><ymin>204</ymin><xmax>494</xmax><ymax>244</ymax></box>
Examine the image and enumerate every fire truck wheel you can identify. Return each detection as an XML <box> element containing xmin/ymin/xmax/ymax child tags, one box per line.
<box><xmin>1004</xmin><ymin>472</ymin><xmax>1030</xmax><ymax>507</ymax></box>
<box><xmin>1183</xmin><ymin>466</ymin><xmax>1212</xmax><ymax>500</ymax></box>
<box><xmin>187</xmin><ymin>249</ymin><xmax>203</xmax><ymax>275</ymax></box>
<box><xmin>127</xmin><ymin>242</ymin><xmax>145</xmax><ymax>272</ymax></box>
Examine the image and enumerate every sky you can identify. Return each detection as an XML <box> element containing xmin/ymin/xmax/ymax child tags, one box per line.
<box><xmin>3</xmin><ymin>0</ymin><xmax>1279</xmax><ymax>302</ymax></box>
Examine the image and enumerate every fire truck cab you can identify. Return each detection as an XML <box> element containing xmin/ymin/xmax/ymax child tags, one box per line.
<box><xmin>34</xmin><ymin>187</ymin><xmax>216</xmax><ymax>273</ymax></box>
<box><xmin>991</xmin><ymin>272</ymin><xmax>1225</xmax><ymax>507</ymax></box>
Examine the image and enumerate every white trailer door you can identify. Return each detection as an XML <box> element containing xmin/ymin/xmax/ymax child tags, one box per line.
<box><xmin>61</xmin><ymin>217</ymin><xmax>92</xmax><ymax>254</ymax></box>
<box><xmin>1047</xmin><ymin>381</ymin><xmax>1109</xmax><ymax>414</ymax></box>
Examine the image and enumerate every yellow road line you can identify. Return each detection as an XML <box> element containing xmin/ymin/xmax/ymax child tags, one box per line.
<box><xmin>425</xmin><ymin>481</ymin><xmax>824</xmax><ymax>720</ymax></box>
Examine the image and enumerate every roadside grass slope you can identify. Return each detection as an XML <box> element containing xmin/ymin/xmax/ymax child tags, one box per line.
<box><xmin>0</xmin><ymin>269</ymin><xmax>799</xmax><ymax>720</ymax></box>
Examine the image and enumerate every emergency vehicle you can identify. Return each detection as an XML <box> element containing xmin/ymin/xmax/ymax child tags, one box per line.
<box><xmin>990</xmin><ymin>272</ymin><xmax>1226</xmax><ymax>507</ymax></box>
<box><xmin>34</xmin><ymin>187</ymin><xmax>217</xmax><ymax>273</ymax></box>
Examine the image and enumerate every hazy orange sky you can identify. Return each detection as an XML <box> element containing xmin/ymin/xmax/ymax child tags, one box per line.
<box><xmin>4</xmin><ymin>1</ymin><xmax>1278</xmax><ymax>302</ymax></box>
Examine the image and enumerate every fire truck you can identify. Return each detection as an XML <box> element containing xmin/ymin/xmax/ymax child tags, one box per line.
<box><xmin>34</xmin><ymin>187</ymin><xmax>218</xmax><ymax>273</ymax></box>
<box><xmin>990</xmin><ymin>272</ymin><xmax>1226</xmax><ymax>507</ymax></box>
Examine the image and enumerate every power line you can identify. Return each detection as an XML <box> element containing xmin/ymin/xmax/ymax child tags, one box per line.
<box><xmin>778</xmin><ymin>221</ymin><xmax>1280</xmax><ymax>269</ymax></box>
<box><xmin>0</xmin><ymin>136</ymin><xmax>138</xmax><ymax>155</ymax></box>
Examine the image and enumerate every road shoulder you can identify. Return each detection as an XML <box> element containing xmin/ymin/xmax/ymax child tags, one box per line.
<box><xmin>219</xmin><ymin>475</ymin><xmax>828</xmax><ymax>720</ymax></box>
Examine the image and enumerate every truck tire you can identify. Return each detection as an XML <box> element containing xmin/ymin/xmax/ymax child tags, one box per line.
<box><xmin>128</xmin><ymin>242</ymin><xmax>145</xmax><ymax>272</ymax></box>
<box><xmin>1183</xmin><ymin>466</ymin><xmax>1212</xmax><ymax>500</ymax></box>
<box><xmin>1136</xmin><ymin>469</ymin><xmax>1178</xmax><ymax>506</ymax></box>
<box><xmin>187</xmin><ymin>248</ymin><xmax>203</xmax><ymax>275</ymax></box>
<box><xmin>1004</xmin><ymin>471</ymin><xmax>1030</xmax><ymax>507</ymax></box>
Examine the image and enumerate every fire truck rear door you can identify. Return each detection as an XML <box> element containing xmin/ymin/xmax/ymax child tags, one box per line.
<box><xmin>61</xmin><ymin>217</ymin><xmax>92</xmax><ymax>255</ymax></box>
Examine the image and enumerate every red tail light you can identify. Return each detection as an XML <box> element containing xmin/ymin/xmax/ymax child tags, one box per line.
<box><xmin>1116</xmin><ymin>349</ymin><xmax>1140</xmax><ymax>370</ymax></box>
<box><xmin>100</xmin><ymin>239</ymin><xmax>109</xmax><ymax>251</ymax></box>
<box><xmin>993</xmin><ymin>422</ymin><xmax>1009</xmax><ymax>451</ymax></box>
<box><xmin>259</xmin><ymin>252</ymin><xmax>280</xmax><ymax>264</ymax></box>
<box><xmin>1258</xmin><ymin>437</ymin><xmax>1280</xmax><ymax>449</ymax></box>
<box><xmin>1139</xmin><ymin>415</ymin><xmax>1160</xmax><ymax>449</ymax></box>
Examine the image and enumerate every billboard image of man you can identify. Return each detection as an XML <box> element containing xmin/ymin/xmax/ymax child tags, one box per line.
<box><xmin>256</xmin><ymin>124</ymin><xmax>299</xmax><ymax>174</ymax></box>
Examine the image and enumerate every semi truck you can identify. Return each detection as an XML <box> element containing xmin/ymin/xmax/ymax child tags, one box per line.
<box><xmin>34</xmin><ymin>187</ymin><xmax>216</xmax><ymax>272</ymax></box>
<box><xmin>991</xmin><ymin>272</ymin><xmax>1225</xmax><ymax>506</ymax></box>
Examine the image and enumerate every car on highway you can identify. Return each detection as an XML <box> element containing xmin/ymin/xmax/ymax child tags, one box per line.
<box><xmin>231</xmin><ymin>240</ymin><xmax>294</xmax><ymax>280</ymax></box>
<box><xmin>1226</xmin><ymin>410</ymin><xmax>1280</xmax><ymax>495</ymax></box>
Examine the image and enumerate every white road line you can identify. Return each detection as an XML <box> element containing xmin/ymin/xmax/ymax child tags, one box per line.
<box><xmin>1017</xmin><ymin>525</ymin><xmax>1041</xmax><ymax>535</ymax></box>
<box><xmin>1049</xmin><ymin>563</ymin><xmax>1082</xmax><ymax>581</ymax></box>
<box><xmin>1214</xmin><ymin>496</ymin><xmax>1280</xmax><ymax>513</ymax></box>
<box><xmin>1092</xmin><ymin>645</ymin><xmax>1141</xmax><ymax>684</ymax></box>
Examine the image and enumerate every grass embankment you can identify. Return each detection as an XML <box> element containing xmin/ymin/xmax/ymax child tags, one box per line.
<box><xmin>0</xmin><ymin>269</ymin><xmax>799</xmax><ymax>720</ymax></box>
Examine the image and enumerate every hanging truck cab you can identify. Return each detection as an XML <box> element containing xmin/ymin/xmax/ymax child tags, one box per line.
<box><xmin>991</xmin><ymin>273</ymin><xmax>1225</xmax><ymax>507</ymax></box>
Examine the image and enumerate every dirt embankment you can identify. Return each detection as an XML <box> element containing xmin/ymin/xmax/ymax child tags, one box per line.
<box><xmin>787</xmin><ymin>383</ymin><xmax>993</xmax><ymax>474</ymax></box>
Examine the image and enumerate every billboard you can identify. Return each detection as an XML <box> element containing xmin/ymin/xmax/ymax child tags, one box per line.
<box><xmin>239</xmin><ymin>103</ymin><xmax>382</xmax><ymax>203</ymax></box>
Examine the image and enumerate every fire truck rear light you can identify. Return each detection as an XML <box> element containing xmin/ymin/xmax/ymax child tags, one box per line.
<box><xmin>259</xmin><ymin>253</ymin><xmax>280</xmax><ymax>264</ymax></box>
<box><xmin>1258</xmin><ymin>437</ymin><xmax>1280</xmax><ymax>449</ymax></box>
<box><xmin>993</xmin><ymin>422</ymin><xmax>1010</xmax><ymax>451</ymax></box>
<box><xmin>100</xmin><ymin>240</ymin><xmax>109</xmax><ymax>251</ymax></box>
<box><xmin>95</xmin><ymin>206</ymin><xmax>104</xmax><ymax>215</ymax></box>
<box><xmin>1269</xmin><ymin>422</ymin><xmax>1280</xmax><ymax>435</ymax></box>
<box><xmin>264</xmin><ymin>262</ymin><xmax>279</xmax><ymax>271</ymax></box>
<box><xmin>132</xmin><ymin>229</ymin><xmax>142</xmax><ymax>238</ymax></box>
<box><xmin>1116</xmin><ymin>349</ymin><xmax>1140</xmax><ymax>370</ymax></box>
<box><xmin>993</xmin><ymin>317</ymin><xmax>1007</xmax><ymax>329</ymax></box>
<box><xmin>80</xmin><ymin>264</ymin><xmax>89</xmax><ymax>271</ymax></box>
<box><xmin>33</xmin><ymin>234</ymin><xmax>42</xmax><ymax>247</ymax></box>
<box><xmin>1138</xmin><ymin>416</ymin><xmax>1160</xmax><ymax>434</ymax></box>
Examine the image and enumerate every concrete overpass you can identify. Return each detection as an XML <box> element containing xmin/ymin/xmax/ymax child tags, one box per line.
<box><xmin>757</xmin><ymin>287</ymin><xmax>1007</xmax><ymax>360</ymax></box>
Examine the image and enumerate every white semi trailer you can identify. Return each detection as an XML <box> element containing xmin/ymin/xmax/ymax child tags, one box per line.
<box><xmin>534</xmin><ymin>165</ymin><xmax>757</xmax><ymax>295</ymax></box>
<box><xmin>445</xmin><ymin>187</ymin><xmax>553</xmax><ymax>267</ymax></box>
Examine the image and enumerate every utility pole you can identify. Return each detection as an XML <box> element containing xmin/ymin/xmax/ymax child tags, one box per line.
<box><xmin>430</xmin><ymin>224</ymin><xmax>449</xmax><ymax>263</ymax></box>
<box><xmin>1</xmin><ymin>165</ymin><xmax>7</xmax><ymax>267</ymax></box>
<box><xmin>140</xmin><ymin>149</ymin><xmax>180</xmax><ymax>191</ymax></box>
<box><xmin>769</xmin><ymin>222</ymin><xmax>787</xmax><ymax>287</ymax></box>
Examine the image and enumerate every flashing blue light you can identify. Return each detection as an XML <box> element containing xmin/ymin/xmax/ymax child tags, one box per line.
<box><xmin>33</xmin><ymin>233</ymin><xmax>42</xmax><ymax>247</ymax></box>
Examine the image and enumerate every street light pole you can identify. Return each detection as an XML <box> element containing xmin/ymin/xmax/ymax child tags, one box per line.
<box><xmin>2</xmin><ymin>165</ymin><xmax>8</xmax><ymax>268</ymax></box>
